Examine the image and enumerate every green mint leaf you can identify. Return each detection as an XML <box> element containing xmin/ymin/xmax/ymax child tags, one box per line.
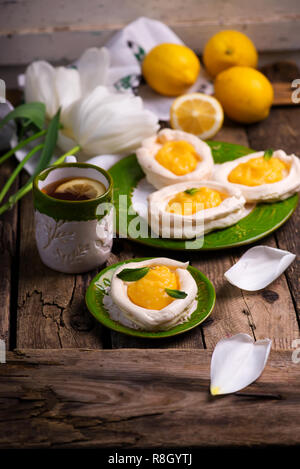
<box><xmin>117</xmin><ymin>266</ymin><xmax>150</xmax><ymax>282</ymax></box>
<box><xmin>184</xmin><ymin>188</ymin><xmax>199</xmax><ymax>196</ymax></box>
<box><xmin>264</xmin><ymin>149</ymin><xmax>273</xmax><ymax>160</ymax></box>
<box><xmin>165</xmin><ymin>288</ymin><xmax>188</xmax><ymax>299</ymax></box>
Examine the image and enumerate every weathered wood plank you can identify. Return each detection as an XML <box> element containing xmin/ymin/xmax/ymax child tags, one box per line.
<box><xmin>0</xmin><ymin>0</ymin><xmax>300</xmax><ymax>65</ymax></box>
<box><xmin>16</xmin><ymin>173</ymin><xmax>106</xmax><ymax>349</ymax></box>
<box><xmin>0</xmin><ymin>159</ymin><xmax>18</xmax><ymax>349</ymax></box>
<box><xmin>0</xmin><ymin>348</ymin><xmax>299</xmax><ymax>448</ymax></box>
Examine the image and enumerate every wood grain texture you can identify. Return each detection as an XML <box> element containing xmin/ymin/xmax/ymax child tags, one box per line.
<box><xmin>0</xmin><ymin>348</ymin><xmax>300</xmax><ymax>448</ymax></box>
<box><xmin>0</xmin><ymin>159</ymin><xmax>18</xmax><ymax>349</ymax></box>
<box><xmin>16</xmin><ymin>174</ymin><xmax>106</xmax><ymax>349</ymax></box>
<box><xmin>0</xmin><ymin>0</ymin><xmax>300</xmax><ymax>65</ymax></box>
<box><xmin>273</xmin><ymin>82</ymin><xmax>299</xmax><ymax>106</ymax></box>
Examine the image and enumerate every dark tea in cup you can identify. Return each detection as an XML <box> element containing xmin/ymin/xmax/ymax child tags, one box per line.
<box><xmin>42</xmin><ymin>177</ymin><xmax>106</xmax><ymax>201</ymax></box>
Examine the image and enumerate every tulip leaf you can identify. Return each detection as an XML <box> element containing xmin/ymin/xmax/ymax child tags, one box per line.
<box><xmin>30</xmin><ymin>108</ymin><xmax>61</xmax><ymax>176</ymax></box>
<box><xmin>0</xmin><ymin>102</ymin><xmax>46</xmax><ymax>132</ymax></box>
<box><xmin>0</xmin><ymin>109</ymin><xmax>60</xmax><ymax>212</ymax></box>
<box><xmin>0</xmin><ymin>144</ymin><xmax>81</xmax><ymax>215</ymax></box>
<box><xmin>11</xmin><ymin>108</ymin><xmax>61</xmax><ymax>197</ymax></box>
<box><xmin>117</xmin><ymin>267</ymin><xmax>150</xmax><ymax>282</ymax></box>
<box><xmin>165</xmin><ymin>288</ymin><xmax>188</xmax><ymax>299</ymax></box>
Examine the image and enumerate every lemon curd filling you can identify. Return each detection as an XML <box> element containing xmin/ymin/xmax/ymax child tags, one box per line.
<box><xmin>155</xmin><ymin>140</ymin><xmax>199</xmax><ymax>175</ymax></box>
<box><xmin>127</xmin><ymin>265</ymin><xmax>179</xmax><ymax>310</ymax></box>
<box><xmin>166</xmin><ymin>187</ymin><xmax>224</xmax><ymax>215</ymax></box>
<box><xmin>228</xmin><ymin>157</ymin><xmax>290</xmax><ymax>187</ymax></box>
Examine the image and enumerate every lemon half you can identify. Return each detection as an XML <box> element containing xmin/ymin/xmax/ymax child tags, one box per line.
<box><xmin>170</xmin><ymin>93</ymin><xmax>224</xmax><ymax>139</ymax></box>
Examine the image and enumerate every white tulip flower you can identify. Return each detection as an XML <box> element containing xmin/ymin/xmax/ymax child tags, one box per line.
<box><xmin>25</xmin><ymin>47</ymin><xmax>109</xmax><ymax>119</ymax></box>
<box><xmin>58</xmin><ymin>86</ymin><xmax>159</xmax><ymax>157</ymax></box>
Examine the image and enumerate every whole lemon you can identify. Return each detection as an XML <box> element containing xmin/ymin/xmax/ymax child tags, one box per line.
<box><xmin>203</xmin><ymin>30</ymin><xmax>258</xmax><ymax>77</ymax></box>
<box><xmin>214</xmin><ymin>66</ymin><xmax>273</xmax><ymax>123</ymax></box>
<box><xmin>142</xmin><ymin>43</ymin><xmax>200</xmax><ymax>96</ymax></box>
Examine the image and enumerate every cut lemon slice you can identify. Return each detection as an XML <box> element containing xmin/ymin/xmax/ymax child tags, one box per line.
<box><xmin>54</xmin><ymin>178</ymin><xmax>106</xmax><ymax>200</ymax></box>
<box><xmin>170</xmin><ymin>93</ymin><xmax>224</xmax><ymax>139</ymax></box>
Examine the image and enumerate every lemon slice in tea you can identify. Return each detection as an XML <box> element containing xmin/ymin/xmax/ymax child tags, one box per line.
<box><xmin>54</xmin><ymin>178</ymin><xmax>106</xmax><ymax>200</ymax></box>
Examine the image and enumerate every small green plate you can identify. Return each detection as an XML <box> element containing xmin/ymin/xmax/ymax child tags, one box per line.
<box><xmin>85</xmin><ymin>258</ymin><xmax>216</xmax><ymax>338</ymax></box>
<box><xmin>109</xmin><ymin>141</ymin><xmax>298</xmax><ymax>251</ymax></box>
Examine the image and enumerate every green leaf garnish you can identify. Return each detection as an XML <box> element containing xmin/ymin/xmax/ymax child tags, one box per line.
<box><xmin>165</xmin><ymin>288</ymin><xmax>188</xmax><ymax>299</ymax></box>
<box><xmin>117</xmin><ymin>267</ymin><xmax>150</xmax><ymax>282</ymax></box>
<box><xmin>264</xmin><ymin>149</ymin><xmax>273</xmax><ymax>160</ymax></box>
<box><xmin>184</xmin><ymin>188</ymin><xmax>199</xmax><ymax>196</ymax></box>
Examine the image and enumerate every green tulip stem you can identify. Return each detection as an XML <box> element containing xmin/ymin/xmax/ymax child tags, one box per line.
<box><xmin>0</xmin><ymin>144</ymin><xmax>81</xmax><ymax>215</ymax></box>
<box><xmin>0</xmin><ymin>143</ymin><xmax>44</xmax><ymax>203</ymax></box>
<box><xmin>0</xmin><ymin>129</ymin><xmax>47</xmax><ymax>165</ymax></box>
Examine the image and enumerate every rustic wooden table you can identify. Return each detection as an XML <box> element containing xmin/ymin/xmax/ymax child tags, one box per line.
<box><xmin>0</xmin><ymin>64</ymin><xmax>300</xmax><ymax>449</ymax></box>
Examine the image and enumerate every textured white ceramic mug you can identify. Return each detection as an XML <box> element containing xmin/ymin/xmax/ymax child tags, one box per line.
<box><xmin>33</xmin><ymin>159</ymin><xmax>114</xmax><ymax>273</ymax></box>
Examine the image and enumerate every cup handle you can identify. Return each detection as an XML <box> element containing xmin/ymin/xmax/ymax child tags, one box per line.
<box><xmin>65</xmin><ymin>155</ymin><xmax>77</xmax><ymax>163</ymax></box>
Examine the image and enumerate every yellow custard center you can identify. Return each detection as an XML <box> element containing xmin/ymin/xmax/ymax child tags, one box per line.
<box><xmin>228</xmin><ymin>157</ymin><xmax>289</xmax><ymax>187</ymax></box>
<box><xmin>127</xmin><ymin>265</ymin><xmax>178</xmax><ymax>310</ymax></box>
<box><xmin>166</xmin><ymin>187</ymin><xmax>224</xmax><ymax>215</ymax></box>
<box><xmin>155</xmin><ymin>140</ymin><xmax>199</xmax><ymax>175</ymax></box>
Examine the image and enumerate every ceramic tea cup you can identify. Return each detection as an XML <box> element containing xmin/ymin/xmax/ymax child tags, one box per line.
<box><xmin>33</xmin><ymin>161</ymin><xmax>113</xmax><ymax>273</ymax></box>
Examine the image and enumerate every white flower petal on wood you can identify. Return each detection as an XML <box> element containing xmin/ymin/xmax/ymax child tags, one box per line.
<box><xmin>224</xmin><ymin>245</ymin><xmax>296</xmax><ymax>291</ymax></box>
<box><xmin>210</xmin><ymin>333</ymin><xmax>272</xmax><ymax>395</ymax></box>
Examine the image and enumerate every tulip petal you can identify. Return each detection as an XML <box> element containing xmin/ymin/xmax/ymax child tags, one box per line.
<box><xmin>210</xmin><ymin>333</ymin><xmax>272</xmax><ymax>395</ymax></box>
<box><xmin>55</xmin><ymin>67</ymin><xmax>81</xmax><ymax>110</ymax></box>
<box><xmin>25</xmin><ymin>61</ymin><xmax>58</xmax><ymax>118</ymax></box>
<box><xmin>224</xmin><ymin>246</ymin><xmax>296</xmax><ymax>291</ymax></box>
<box><xmin>57</xmin><ymin>130</ymin><xmax>77</xmax><ymax>154</ymax></box>
<box><xmin>60</xmin><ymin>85</ymin><xmax>158</xmax><ymax>156</ymax></box>
<box><xmin>77</xmin><ymin>47</ymin><xmax>110</xmax><ymax>96</ymax></box>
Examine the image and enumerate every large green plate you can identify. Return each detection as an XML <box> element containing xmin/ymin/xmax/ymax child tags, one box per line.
<box><xmin>109</xmin><ymin>141</ymin><xmax>298</xmax><ymax>250</ymax></box>
<box><xmin>85</xmin><ymin>258</ymin><xmax>216</xmax><ymax>339</ymax></box>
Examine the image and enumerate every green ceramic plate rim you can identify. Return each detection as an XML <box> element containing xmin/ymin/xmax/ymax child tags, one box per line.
<box><xmin>109</xmin><ymin>141</ymin><xmax>298</xmax><ymax>251</ymax></box>
<box><xmin>85</xmin><ymin>257</ymin><xmax>216</xmax><ymax>339</ymax></box>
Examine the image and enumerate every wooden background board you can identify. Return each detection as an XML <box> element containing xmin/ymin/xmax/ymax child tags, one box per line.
<box><xmin>1</xmin><ymin>348</ymin><xmax>300</xmax><ymax>448</ymax></box>
<box><xmin>0</xmin><ymin>0</ymin><xmax>300</xmax><ymax>87</ymax></box>
<box><xmin>1</xmin><ymin>0</ymin><xmax>300</xmax><ymax>64</ymax></box>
